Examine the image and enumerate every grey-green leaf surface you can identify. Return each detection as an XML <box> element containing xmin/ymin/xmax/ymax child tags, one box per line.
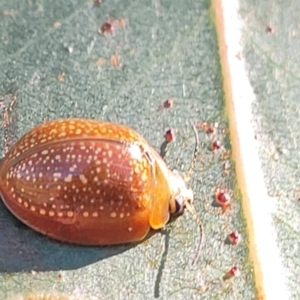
<box><xmin>0</xmin><ymin>0</ymin><xmax>255</xmax><ymax>299</ymax></box>
<box><xmin>240</xmin><ymin>0</ymin><xmax>300</xmax><ymax>299</ymax></box>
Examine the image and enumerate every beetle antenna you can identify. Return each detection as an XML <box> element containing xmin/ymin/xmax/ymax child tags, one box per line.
<box><xmin>184</xmin><ymin>122</ymin><xmax>199</xmax><ymax>182</ymax></box>
<box><xmin>185</xmin><ymin>199</ymin><xmax>203</xmax><ymax>265</ymax></box>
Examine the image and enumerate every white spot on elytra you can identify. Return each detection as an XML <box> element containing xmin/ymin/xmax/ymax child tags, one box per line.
<box><xmin>64</xmin><ymin>174</ymin><xmax>72</xmax><ymax>182</ymax></box>
<box><xmin>69</xmin><ymin>165</ymin><xmax>77</xmax><ymax>172</ymax></box>
<box><xmin>128</xmin><ymin>143</ymin><xmax>142</xmax><ymax>160</ymax></box>
<box><xmin>41</xmin><ymin>150</ymin><xmax>49</xmax><ymax>155</ymax></box>
<box><xmin>67</xmin><ymin>211</ymin><xmax>74</xmax><ymax>217</ymax></box>
<box><xmin>79</xmin><ymin>174</ymin><xmax>88</xmax><ymax>184</ymax></box>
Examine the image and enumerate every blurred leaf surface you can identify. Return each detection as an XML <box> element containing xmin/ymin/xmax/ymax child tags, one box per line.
<box><xmin>240</xmin><ymin>0</ymin><xmax>300</xmax><ymax>299</ymax></box>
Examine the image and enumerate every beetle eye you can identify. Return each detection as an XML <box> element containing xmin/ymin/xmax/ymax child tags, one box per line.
<box><xmin>175</xmin><ymin>196</ymin><xmax>185</xmax><ymax>214</ymax></box>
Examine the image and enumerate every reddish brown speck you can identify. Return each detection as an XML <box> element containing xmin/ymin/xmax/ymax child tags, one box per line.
<box><xmin>228</xmin><ymin>231</ymin><xmax>241</xmax><ymax>245</ymax></box>
<box><xmin>217</xmin><ymin>191</ymin><xmax>230</xmax><ymax>203</ymax></box>
<box><xmin>197</xmin><ymin>122</ymin><xmax>217</xmax><ymax>134</ymax></box>
<box><xmin>206</xmin><ymin>127</ymin><xmax>216</xmax><ymax>134</ymax></box>
<box><xmin>164</xmin><ymin>129</ymin><xmax>176</xmax><ymax>143</ymax></box>
<box><xmin>99</xmin><ymin>18</ymin><xmax>127</xmax><ymax>36</ymax></box>
<box><xmin>215</xmin><ymin>188</ymin><xmax>231</xmax><ymax>210</ymax></box>
<box><xmin>223</xmin><ymin>266</ymin><xmax>240</xmax><ymax>280</ymax></box>
<box><xmin>100</xmin><ymin>22</ymin><xmax>114</xmax><ymax>35</ymax></box>
<box><xmin>162</xmin><ymin>99</ymin><xmax>173</xmax><ymax>109</ymax></box>
<box><xmin>211</xmin><ymin>140</ymin><xmax>222</xmax><ymax>151</ymax></box>
<box><xmin>266</xmin><ymin>25</ymin><xmax>275</xmax><ymax>34</ymax></box>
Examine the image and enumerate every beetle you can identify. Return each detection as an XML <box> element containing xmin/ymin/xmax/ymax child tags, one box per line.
<box><xmin>0</xmin><ymin>119</ymin><xmax>202</xmax><ymax>262</ymax></box>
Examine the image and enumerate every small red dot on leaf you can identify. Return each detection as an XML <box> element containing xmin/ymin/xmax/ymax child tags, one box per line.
<box><xmin>215</xmin><ymin>188</ymin><xmax>231</xmax><ymax>210</ymax></box>
<box><xmin>228</xmin><ymin>231</ymin><xmax>241</xmax><ymax>245</ymax></box>
<box><xmin>99</xmin><ymin>18</ymin><xmax>127</xmax><ymax>36</ymax></box>
<box><xmin>162</xmin><ymin>99</ymin><xmax>173</xmax><ymax>109</ymax></box>
<box><xmin>212</xmin><ymin>140</ymin><xmax>222</xmax><ymax>151</ymax></box>
<box><xmin>165</xmin><ymin>129</ymin><xmax>176</xmax><ymax>143</ymax></box>
<box><xmin>266</xmin><ymin>25</ymin><xmax>275</xmax><ymax>34</ymax></box>
<box><xmin>230</xmin><ymin>266</ymin><xmax>238</xmax><ymax>275</ymax></box>
<box><xmin>223</xmin><ymin>266</ymin><xmax>240</xmax><ymax>280</ymax></box>
<box><xmin>100</xmin><ymin>22</ymin><xmax>114</xmax><ymax>35</ymax></box>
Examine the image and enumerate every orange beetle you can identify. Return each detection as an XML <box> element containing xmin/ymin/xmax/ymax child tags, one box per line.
<box><xmin>0</xmin><ymin>119</ymin><xmax>202</xmax><ymax>259</ymax></box>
